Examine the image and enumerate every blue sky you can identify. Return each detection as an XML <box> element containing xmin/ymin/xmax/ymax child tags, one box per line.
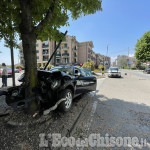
<box><xmin>0</xmin><ymin>0</ymin><xmax>150</xmax><ymax>65</ymax></box>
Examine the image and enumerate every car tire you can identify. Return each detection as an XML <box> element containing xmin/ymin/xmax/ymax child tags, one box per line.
<box><xmin>58</xmin><ymin>89</ymin><xmax>73</xmax><ymax>112</ymax></box>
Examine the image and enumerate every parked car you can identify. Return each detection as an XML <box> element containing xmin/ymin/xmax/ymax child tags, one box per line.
<box><xmin>108</xmin><ymin>67</ymin><xmax>121</xmax><ymax>78</ymax></box>
<box><xmin>0</xmin><ymin>66</ymin><xmax>97</xmax><ymax>113</ymax></box>
<box><xmin>143</xmin><ymin>68</ymin><xmax>150</xmax><ymax>74</ymax></box>
<box><xmin>0</xmin><ymin>67</ymin><xmax>12</xmax><ymax>77</ymax></box>
<box><xmin>7</xmin><ymin>68</ymin><xmax>12</xmax><ymax>77</ymax></box>
<box><xmin>15</xmin><ymin>69</ymin><xmax>20</xmax><ymax>73</ymax></box>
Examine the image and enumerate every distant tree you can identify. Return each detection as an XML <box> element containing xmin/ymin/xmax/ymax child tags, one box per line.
<box><xmin>82</xmin><ymin>60</ymin><xmax>95</xmax><ymax>71</ymax></box>
<box><xmin>0</xmin><ymin>13</ymin><xmax>18</xmax><ymax>86</ymax></box>
<box><xmin>135</xmin><ymin>31</ymin><xmax>150</xmax><ymax>62</ymax></box>
<box><xmin>135</xmin><ymin>60</ymin><xmax>141</xmax><ymax>69</ymax></box>
<box><xmin>117</xmin><ymin>57</ymin><xmax>127</xmax><ymax>68</ymax></box>
<box><xmin>0</xmin><ymin>0</ymin><xmax>102</xmax><ymax>99</ymax></box>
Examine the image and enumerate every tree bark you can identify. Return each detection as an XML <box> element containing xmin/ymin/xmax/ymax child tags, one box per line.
<box><xmin>19</xmin><ymin>0</ymin><xmax>37</xmax><ymax>97</ymax></box>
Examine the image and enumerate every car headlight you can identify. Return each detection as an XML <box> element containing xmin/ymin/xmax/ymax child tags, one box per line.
<box><xmin>51</xmin><ymin>80</ymin><xmax>60</xmax><ymax>89</ymax></box>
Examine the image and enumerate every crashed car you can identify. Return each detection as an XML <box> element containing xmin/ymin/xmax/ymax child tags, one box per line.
<box><xmin>0</xmin><ymin>31</ymin><xmax>96</xmax><ymax>115</ymax></box>
<box><xmin>0</xmin><ymin>66</ymin><xmax>97</xmax><ymax>114</ymax></box>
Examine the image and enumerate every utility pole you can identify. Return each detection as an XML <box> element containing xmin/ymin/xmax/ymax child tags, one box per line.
<box><xmin>127</xmin><ymin>48</ymin><xmax>135</xmax><ymax>69</ymax></box>
<box><xmin>105</xmin><ymin>44</ymin><xmax>109</xmax><ymax>69</ymax></box>
<box><xmin>127</xmin><ymin>47</ymin><xmax>129</xmax><ymax>68</ymax></box>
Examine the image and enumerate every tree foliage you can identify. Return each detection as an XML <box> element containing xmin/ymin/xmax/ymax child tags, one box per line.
<box><xmin>135</xmin><ymin>31</ymin><xmax>150</xmax><ymax>62</ymax></box>
<box><xmin>117</xmin><ymin>57</ymin><xmax>127</xmax><ymax>68</ymax></box>
<box><xmin>82</xmin><ymin>60</ymin><xmax>95</xmax><ymax>71</ymax></box>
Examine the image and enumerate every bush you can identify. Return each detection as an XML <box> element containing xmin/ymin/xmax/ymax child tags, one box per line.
<box><xmin>15</xmin><ymin>65</ymin><xmax>24</xmax><ymax>69</ymax></box>
<box><xmin>98</xmin><ymin>65</ymin><xmax>105</xmax><ymax>70</ymax></box>
<box><xmin>7</xmin><ymin>65</ymin><xmax>12</xmax><ymax>68</ymax></box>
<box><xmin>82</xmin><ymin>60</ymin><xmax>95</xmax><ymax>71</ymax></box>
<box><xmin>131</xmin><ymin>67</ymin><xmax>136</xmax><ymax>70</ymax></box>
<box><xmin>48</xmin><ymin>64</ymin><xmax>54</xmax><ymax>69</ymax></box>
<box><xmin>94</xmin><ymin>69</ymin><xmax>100</xmax><ymax>72</ymax></box>
<box><xmin>40</xmin><ymin>66</ymin><xmax>43</xmax><ymax>70</ymax></box>
<box><xmin>139</xmin><ymin>66</ymin><xmax>146</xmax><ymax>70</ymax></box>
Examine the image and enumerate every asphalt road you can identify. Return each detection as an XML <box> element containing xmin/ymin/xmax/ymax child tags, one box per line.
<box><xmin>121</xmin><ymin>69</ymin><xmax>150</xmax><ymax>80</ymax></box>
<box><xmin>88</xmin><ymin>70</ymin><xmax>150</xmax><ymax>149</ymax></box>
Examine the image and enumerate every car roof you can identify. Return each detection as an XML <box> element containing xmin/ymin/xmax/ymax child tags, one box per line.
<box><xmin>110</xmin><ymin>67</ymin><xmax>119</xmax><ymax>69</ymax></box>
<box><xmin>52</xmin><ymin>65</ymin><xmax>74</xmax><ymax>69</ymax></box>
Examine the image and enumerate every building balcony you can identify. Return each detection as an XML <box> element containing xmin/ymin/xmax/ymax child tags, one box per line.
<box><xmin>56</xmin><ymin>53</ymin><xmax>61</xmax><ymax>57</ymax></box>
<box><xmin>42</xmin><ymin>45</ymin><xmax>49</xmax><ymax>49</ymax></box>
<box><xmin>62</xmin><ymin>53</ymin><xmax>69</xmax><ymax>57</ymax></box>
<box><xmin>43</xmin><ymin>52</ymin><xmax>49</xmax><ymax>55</ymax></box>
<box><xmin>72</xmin><ymin>46</ymin><xmax>78</xmax><ymax>51</ymax></box>
<box><xmin>73</xmin><ymin>54</ymin><xmax>77</xmax><ymax>57</ymax></box>
<box><xmin>43</xmin><ymin>59</ymin><xmax>49</xmax><ymax>61</ymax></box>
<box><xmin>62</xmin><ymin>46</ymin><xmax>69</xmax><ymax>50</ymax></box>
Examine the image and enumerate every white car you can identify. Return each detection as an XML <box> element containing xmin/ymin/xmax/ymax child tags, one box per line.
<box><xmin>108</xmin><ymin>67</ymin><xmax>121</xmax><ymax>78</ymax></box>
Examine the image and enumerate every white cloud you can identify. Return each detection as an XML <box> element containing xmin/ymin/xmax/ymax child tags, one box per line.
<box><xmin>129</xmin><ymin>54</ymin><xmax>135</xmax><ymax>57</ymax></box>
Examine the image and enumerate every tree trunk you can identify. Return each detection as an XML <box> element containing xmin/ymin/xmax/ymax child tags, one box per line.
<box><xmin>19</xmin><ymin>0</ymin><xmax>38</xmax><ymax>113</ymax></box>
<box><xmin>10</xmin><ymin>46</ymin><xmax>15</xmax><ymax>86</ymax></box>
<box><xmin>19</xmin><ymin>0</ymin><xmax>37</xmax><ymax>97</ymax></box>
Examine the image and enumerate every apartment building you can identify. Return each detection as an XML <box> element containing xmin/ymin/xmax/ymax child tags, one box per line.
<box><xmin>19</xmin><ymin>34</ymin><xmax>110</xmax><ymax>68</ymax></box>
<box><xmin>78</xmin><ymin>41</ymin><xmax>94</xmax><ymax>65</ymax></box>
<box><xmin>51</xmin><ymin>35</ymin><xmax>78</xmax><ymax>65</ymax></box>
<box><xmin>19</xmin><ymin>35</ymin><xmax>79</xmax><ymax>67</ymax></box>
<box><xmin>95</xmin><ymin>53</ymin><xmax>105</xmax><ymax>67</ymax></box>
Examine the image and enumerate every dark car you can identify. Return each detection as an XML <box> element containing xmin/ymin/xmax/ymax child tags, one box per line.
<box><xmin>0</xmin><ymin>65</ymin><xmax>97</xmax><ymax>114</ymax></box>
<box><xmin>143</xmin><ymin>68</ymin><xmax>150</xmax><ymax>74</ymax></box>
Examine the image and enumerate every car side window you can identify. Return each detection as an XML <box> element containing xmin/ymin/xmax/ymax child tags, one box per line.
<box><xmin>79</xmin><ymin>68</ymin><xmax>86</xmax><ymax>77</ymax></box>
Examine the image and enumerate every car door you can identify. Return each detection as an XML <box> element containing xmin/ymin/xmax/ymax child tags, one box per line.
<box><xmin>74</xmin><ymin>67</ymin><xmax>96</xmax><ymax>95</ymax></box>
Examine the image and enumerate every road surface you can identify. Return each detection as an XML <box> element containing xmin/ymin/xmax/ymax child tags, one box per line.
<box><xmin>87</xmin><ymin>70</ymin><xmax>150</xmax><ymax>149</ymax></box>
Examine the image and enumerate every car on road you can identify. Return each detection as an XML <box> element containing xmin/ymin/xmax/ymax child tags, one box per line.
<box><xmin>108</xmin><ymin>67</ymin><xmax>121</xmax><ymax>78</ymax></box>
<box><xmin>7</xmin><ymin>68</ymin><xmax>12</xmax><ymax>77</ymax></box>
<box><xmin>143</xmin><ymin>68</ymin><xmax>150</xmax><ymax>74</ymax></box>
<box><xmin>0</xmin><ymin>65</ymin><xmax>97</xmax><ymax>113</ymax></box>
<box><xmin>0</xmin><ymin>67</ymin><xmax>12</xmax><ymax>77</ymax></box>
<box><xmin>15</xmin><ymin>69</ymin><xmax>20</xmax><ymax>73</ymax></box>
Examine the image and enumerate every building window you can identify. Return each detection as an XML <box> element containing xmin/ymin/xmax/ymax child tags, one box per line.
<box><xmin>56</xmin><ymin>59</ymin><xmax>60</xmax><ymax>64</ymax></box>
<box><xmin>64</xmin><ymin>44</ymin><xmax>67</xmax><ymax>48</ymax></box>
<box><xmin>36</xmin><ymin>50</ymin><xmax>39</xmax><ymax>53</ymax></box>
<box><xmin>36</xmin><ymin>44</ymin><xmax>39</xmax><ymax>47</ymax></box>
<box><xmin>64</xmin><ymin>58</ymin><xmax>69</xmax><ymax>63</ymax></box>
<box><xmin>37</xmin><ymin>56</ymin><xmax>39</xmax><ymax>59</ymax></box>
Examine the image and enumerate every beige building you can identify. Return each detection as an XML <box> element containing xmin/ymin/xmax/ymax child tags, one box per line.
<box><xmin>19</xmin><ymin>35</ymin><xmax>79</xmax><ymax>67</ymax></box>
<box><xmin>19</xmin><ymin>35</ymin><xmax>110</xmax><ymax>68</ymax></box>
<box><xmin>78</xmin><ymin>41</ymin><xmax>94</xmax><ymax>65</ymax></box>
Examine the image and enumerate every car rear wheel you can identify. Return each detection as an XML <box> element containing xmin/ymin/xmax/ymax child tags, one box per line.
<box><xmin>58</xmin><ymin>89</ymin><xmax>73</xmax><ymax>112</ymax></box>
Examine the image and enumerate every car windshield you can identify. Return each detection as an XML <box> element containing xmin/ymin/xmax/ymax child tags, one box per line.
<box><xmin>110</xmin><ymin>68</ymin><xmax>119</xmax><ymax>71</ymax></box>
<box><xmin>50</xmin><ymin>66</ymin><xmax>73</xmax><ymax>76</ymax></box>
<box><xmin>7</xmin><ymin>68</ymin><xmax>12</xmax><ymax>71</ymax></box>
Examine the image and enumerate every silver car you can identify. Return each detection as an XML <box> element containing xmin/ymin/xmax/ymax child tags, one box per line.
<box><xmin>108</xmin><ymin>67</ymin><xmax>121</xmax><ymax>78</ymax></box>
